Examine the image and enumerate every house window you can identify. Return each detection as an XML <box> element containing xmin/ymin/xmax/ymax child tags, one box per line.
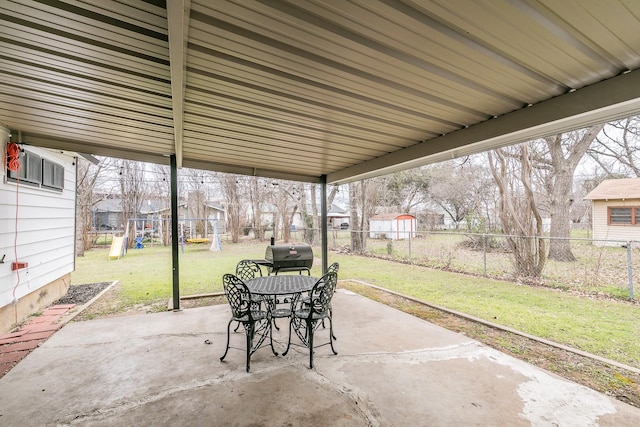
<box><xmin>608</xmin><ymin>207</ymin><xmax>640</xmax><ymax>225</ymax></box>
<box><xmin>6</xmin><ymin>149</ymin><xmax>64</xmax><ymax>191</ymax></box>
<box><xmin>42</xmin><ymin>158</ymin><xmax>64</xmax><ymax>190</ymax></box>
<box><xmin>7</xmin><ymin>150</ymin><xmax>41</xmax><ymax>185</ymax></box>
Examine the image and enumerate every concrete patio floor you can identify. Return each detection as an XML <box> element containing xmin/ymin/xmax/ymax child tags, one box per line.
<box><xmin>0</xmin><ymin>289</ymin><xmax>639</xmax><ymax>426</ymax></box>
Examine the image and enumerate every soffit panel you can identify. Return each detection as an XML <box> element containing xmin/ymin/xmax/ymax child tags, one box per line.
<box><xmin>182</xmin><ymin>116</ymin><xmax>391</xmax><ymax>159</ymax></box>
<box><xmin>187</xmin><ymin>6</ymin><xmax>500</xmax><ymax>121</ymax></box>
<box><xmin>185</xmin><ymin>60</ymin><xmax>460</xmax><ymax>133</ymax></box>
<box><xmin>1</xmin><ymin>0</ymin><xmax>640</xmax><ymax>184</ymax></box>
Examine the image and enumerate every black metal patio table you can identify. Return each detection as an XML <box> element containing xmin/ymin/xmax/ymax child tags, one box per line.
<box><xmin>245</xmin><ymin>275</ymin><xmax>317</xmax><ymax>296</ymax></box>
<box><xmin>245</xmin><ymin>275</ymin><xmax>318</xmax><ymax>355</ymax></box>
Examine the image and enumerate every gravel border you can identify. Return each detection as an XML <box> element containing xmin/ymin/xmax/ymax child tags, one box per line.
<box><xmin>53</xmin><ymin>282</ymin><xmax>112</xmax><ymax>305</ymax></box>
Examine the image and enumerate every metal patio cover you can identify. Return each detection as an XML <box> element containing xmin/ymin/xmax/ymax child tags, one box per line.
<box><xmin>2</xmin><ymin>0</ymin><xmax>640</xmax><ymax>184</ymax></box>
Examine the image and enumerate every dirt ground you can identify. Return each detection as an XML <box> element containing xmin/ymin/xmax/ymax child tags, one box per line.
<box><xmin>70</xmin><ymin>282</ymin><xmax>169</xmax><ymax>321</ymax></box>
<box><xmin>69</xmin><ymin>281</ymin><xmax>640</xmax><ymax>408</ymax></box>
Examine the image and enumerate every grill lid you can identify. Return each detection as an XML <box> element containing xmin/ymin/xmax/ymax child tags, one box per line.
<box><xmin>265</xmin><ymin>244</ymin><xmax>313</xmax><ymax>272</ymax></box>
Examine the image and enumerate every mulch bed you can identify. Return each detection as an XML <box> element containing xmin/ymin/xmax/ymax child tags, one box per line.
<box><xmin>53</xmin><ymin>282</ymin><xmax>112</xmax><ymax>305</ymax></box>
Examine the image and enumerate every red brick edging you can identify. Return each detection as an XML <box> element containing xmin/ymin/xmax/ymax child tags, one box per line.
<box><xmin>0</xmin><ymin>304</ymin><xmax>75</xmax><ymax>378</ymax></box>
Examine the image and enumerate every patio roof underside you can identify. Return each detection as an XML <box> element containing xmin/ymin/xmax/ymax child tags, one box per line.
<box><xmin>2</xmin><ymin>0</ymin><xmax>640</xmax><ymax>184</ymax></box>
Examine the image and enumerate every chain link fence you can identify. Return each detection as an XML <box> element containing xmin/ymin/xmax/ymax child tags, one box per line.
<box><xmin>321</xmin><ymin>229</ymin><xmax>638</xmax><ymax>301</ymax></box>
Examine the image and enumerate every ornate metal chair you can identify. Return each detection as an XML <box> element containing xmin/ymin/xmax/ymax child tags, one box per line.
<box><xmin>302</xmin><ymin>262</ymin><xmax>339</xmax><ymax>337</ymax></box>
<box><xmin>282</xmin><ymin>272</ymin><xmax>338</xmax><ymax>368</ymax></box>
<box><xmin>234</xmin><ymin>260</ymin><xmax>265</xmax><ymax>331</ymax></box>
<box><xmin>236</xmin><ymin>259</ymin><xmax>263</xmax><ymax>281</ymax></box>
<box><xmin>327</xmin><ymin>262</ymin><xmax>340</xmax><ymax>275</ymax></box>
<box><xmin>220</xmin><ymin>274</ymin><xmax>272</xmax><ymax>372</ymax></box>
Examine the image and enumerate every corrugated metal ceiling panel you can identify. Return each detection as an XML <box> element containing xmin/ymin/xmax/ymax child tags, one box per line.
<box><xmin>1</xmin><ymin>0</ymin><xmax>640</xmax><ymax>183</ymax></box>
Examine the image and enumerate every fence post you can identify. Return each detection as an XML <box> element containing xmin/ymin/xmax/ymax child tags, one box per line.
<box><xmin>483</xmin><ymin>234</ymin><xmax>487</xmax><ymax>277</ymax></box>
<box><xmin>408</xmin><ymin>232</ymin><xmax>412</xmax><ymax>259</ymax></box>
<box><xmin>627</xmin><ymin>241</ymin><xmax>634</xmax><ymax>300</ymax></box>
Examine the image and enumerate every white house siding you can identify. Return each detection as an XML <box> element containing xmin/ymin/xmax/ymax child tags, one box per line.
<box><xmin>591</xmin><ymin>200</ymin><xmax>640</xmax><ymax>246</ymax></box>
<box><xmin>1</xmin><ymin>135</ymin><xmax>76</xmax><ymax>331</ymax></box>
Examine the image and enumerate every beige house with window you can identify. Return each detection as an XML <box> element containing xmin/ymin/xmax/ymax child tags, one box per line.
<box><xmin>584</xmin><ymin>178</ymin><xmax>640</xmax><ymax>246</ymax></box>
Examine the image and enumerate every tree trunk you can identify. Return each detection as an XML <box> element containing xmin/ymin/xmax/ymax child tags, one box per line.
<box><xmin>349</xmin><ymin>182</ymin><xmax>365</xmax><ymax>253</ymax></box>
<box><xmin>488</xmin><ymin>147</ymin><xmax>546</xmax><ymax>279</ymax></box>
<box><xmin>546</xmin><ymin>124</ymin><xmax>603</xmax><ymax>261</ymax></box>
<box><xmin>547</xmin><ymin>165</ymin><xmax>575</xmax><ymax>261</ymax></box>
<box><xmin>250</xmin><ymin>177</ymin><xmax>264</xmax><ymax>241</ymax></box>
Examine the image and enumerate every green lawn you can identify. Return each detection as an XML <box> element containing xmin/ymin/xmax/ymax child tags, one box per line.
<box><xmin>72</xmin><ymin>240</ymin><xmax>640</xmax><ymax>368</ymax></box>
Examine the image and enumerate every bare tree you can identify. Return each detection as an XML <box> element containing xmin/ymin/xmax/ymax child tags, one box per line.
<box><xmin>348</xmin><ymin>178</ymin><xmax>386</xmax><ymax>253</ymax></box>
<box><xmin>148</xmin><ymin>164</ymin><xmax>173</xmax><ymax>246</ymax></box>
<box><xmin>219</xmin><ymin>174</ymin><xmax>243</xmax><ymax>243</ymax></box>
<box><xmin>75</xmin><ymin>156</ymin><xmax>104</xmax><ymax>255</ymax></box>
<box><xmin>488</xmin><ymin>146</ymin><xmax>546</xmax><ymax>279</ymax></box>
<box><xmin>117</xmin><ymin>160</ymin><xmax>148</xmax><ymax>248</ymax></box>
<box><xmin>530</xmin><ymin>124</ymin><xmax>604</xmax><ymax>261</ymax></box>
<box><xmin>349</xmin><ymin>181</ymin><xmax>365</xmax><ymax>253</ymax></box>
<box><xmin>271</xmin><ymin>181</ymin><xmax>300</xmax><ymax>243</ymax></box>
<box><xmin>540</xmin><ymin>124</ymin><xmax>604</xmax><ymax>261</ymax></box>
<box><xmin>308</xmin><ymin>183</ymin><xmax>318</xmax><ymax>244</ymax></box>
<box><xmin>327</xmin><ymin>185</ymin><xmax>339</xmax><ymax>210</ymax></box>
<box><xmin>385</xmin><ymin>169</ymin><xmax>430</xmax><ymax>213</ymax></box>
<box><xmin>184</xmin><ymin>169</ymin><xmax>208</xmax><ymax>238</ymax></box>
<box><xmin>245</xmin><ymin>176</ymin><xmax>274</xmax><ymax>241</ymax></box>
<box><xmin>298</xmin><ymin>183</ymin><xmax>315</xmax><ymax>244</ymax></box>
<box><xmin>590</xmin><ymin>116</ymin><xmax>640</xmax><ymax>177</ymax></box>
<box><xmin>427</xmin><ymin>159</ymin><xmax>492</xmax><ymax>230</ymax></box>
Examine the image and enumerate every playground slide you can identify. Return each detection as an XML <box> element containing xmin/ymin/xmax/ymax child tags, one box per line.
<box><xmin>109</xmin><ymin>236</ymin><xmax>125</xmax><ymax>260</ymax></box>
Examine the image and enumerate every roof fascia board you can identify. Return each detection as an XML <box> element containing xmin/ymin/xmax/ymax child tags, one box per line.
<box><xmin>181</xmin><ymin>159</ymin><xmax>323</xmax><ymax>184</ymax></box>
<box><xmin>328</xmin><ymin>70</ymin><xmax>640</xmax><ymax>184</ymax></box>
<box><xmin>17</xmin><ymin>133</ymin><xmax>322</xmax><ymax>182</ymax></box>
<box><xmin>15</xmin><ymin>133</ymin><xmax>171</xmax><ymax>166</ymax></box>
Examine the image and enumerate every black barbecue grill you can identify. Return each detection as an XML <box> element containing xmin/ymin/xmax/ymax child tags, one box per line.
<box><xmin>264</xmin><ymin>244</ymin><xmax>314</xmax><ymax>275</ymax></box>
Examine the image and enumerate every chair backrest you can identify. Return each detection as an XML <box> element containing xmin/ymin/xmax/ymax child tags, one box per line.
<box><xmin>327</xmin><ymin>262</ymin><xmax>339</xmax><ymax>275</ymax></box>
<box><xmin>236</xmin><ymin>260</ymin><xmax>262</xmax><ymax>281</ymax></box>
<box><xmin>222</xmin><ymin>274</ymin><xmax>253</xmax><ymax>320</ymax></box>
<box><xmin>308</xmin><ymin>272</ymin><xmax>338</xmax><ymax>317</ymax></box>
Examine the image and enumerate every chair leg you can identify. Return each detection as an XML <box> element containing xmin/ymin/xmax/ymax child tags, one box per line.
<box><xmin>307</xmin><ymin>318</ymin><xmax>314</xmax><ymax>369</ymax></box>
<box><xmin>282</xmin><ymin>317</ymin><xmax>294</xmax><ymax>356</ymax></box>
<box><xmin>267</xmin><ymin>296</ymin><xmax>280</xmax><ymax>330</ymax></box>
<box><xmin>269</xmin><ymin>316</ymin><xmax>279</xmax><ymax>356</ymax></box>
<box><xmin>328</xmin><ymin>317</ymin><xmax>338</xmax><ymax>355</ymax></box>
<box><xmin>220</xmin><ymin>319</ymin><xmax>233</xmax><ymax>362</ymax></box>
<box><xmin>246</xmin><ymin>323</ymin><xmax>254</xmax><ymax>372</ymax></box>
<box><xmin>330</xmin><ymin>309</ymin><xmax>336</xmax><ymax>340</ymax></box>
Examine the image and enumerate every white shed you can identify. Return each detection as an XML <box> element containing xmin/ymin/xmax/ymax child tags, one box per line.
<box><xmin>584</xmin><ymin>178</ymin><xmax>640</xmax><ymax>246</ymax></box>
<box><xmin>369</xmin><ymin>213</ymin><xmax>417</xmax><ymax>240</ymax></box>
<box><xmin>1</xmin><ymin>128</ymin><xmax>78</xmax><ymax>332</ymax></box>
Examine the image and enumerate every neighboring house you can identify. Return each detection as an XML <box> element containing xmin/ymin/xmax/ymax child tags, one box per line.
<box><xmin>94</xmin><ymin>197</ymin><xmax>188</xmax><ymax>230</ymax></box>
<box><xmin>584</xmin><ymin>178</ymin><xmax>640</xmax><ymax>246</ymax></box>
<box><xmin>258</xmin><ymin>203</ymin><xmax>306</xmax><ymax>231</ymax></box>
<box><xmin>416</xmin><ymin>209</ymin><xmax>446</xmax><ymax>230</ymax></box>
<box><xmin>328</xmin><ymin>204</ymin><xmax>349</xmax><ymax>228</ymax></box>
<box><xmin>1</xmin><ymin>128</ymin><xmax>78</xmax><ymax>332</ymax></box>
<box><xmin>369</xmin><ymin>213</ymin><xmax>417</xmax><ymax>240</ymax></box>
<box><xmin>95</xmin><ymin>194</ymin><xmax>226</xmax><ymax>238</ymax></box>
<box><xmin>93</xmin><ymin>197</ymin><xmax>124</xmax><ymax>230</ymax></box>
<box><xmin>204</xmin><ymin>200</ymin><xmax>226</xmax><ymax>234</ymax></box>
